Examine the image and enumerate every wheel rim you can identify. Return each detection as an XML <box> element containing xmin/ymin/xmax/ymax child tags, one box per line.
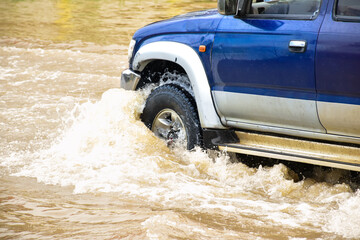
<box><xmin>151</xmin><ymin>108</ymin><xmax>187</xmax><ymax>146</ymax></box>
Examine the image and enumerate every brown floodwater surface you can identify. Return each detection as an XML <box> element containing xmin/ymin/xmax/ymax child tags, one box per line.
<box><xmin>1</xmin><ymin>0</ymin><xmax>360</xmax><ymax>239</ymax></box>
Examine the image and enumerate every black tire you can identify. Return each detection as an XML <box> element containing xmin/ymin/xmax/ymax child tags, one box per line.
<box><xmin>141</xmin><ymin>84</ymin><xmax>202</xmax><ymax>149</ymax></box>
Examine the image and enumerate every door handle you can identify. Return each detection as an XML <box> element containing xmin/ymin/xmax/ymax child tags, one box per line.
<box><xmin>289</xmin><ymin>40</ymin><xmax>307</xmax><ymax>53</ymax></box>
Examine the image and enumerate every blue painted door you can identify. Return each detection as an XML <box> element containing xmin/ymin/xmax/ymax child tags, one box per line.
<box><xmin>316</xmin><ymin>0</ymin><xmax>360</xmax><ymax>138</ymax></box>
<box><xmin>211</xmin><ymin>0</ymin><xmax>326</xmax><ymax>133</ymax></box>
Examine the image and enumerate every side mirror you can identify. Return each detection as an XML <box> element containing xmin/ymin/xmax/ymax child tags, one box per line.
<box><xmin>218</xmin><ymin>0</ymin><xmax>238</xmax><ymax>15</ymax></box>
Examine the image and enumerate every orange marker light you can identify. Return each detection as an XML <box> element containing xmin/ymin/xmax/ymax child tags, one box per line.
<box><xmin>199</xmin><ymin>45</ymin><xmax>206</xmax><ymax>52</ymax></box>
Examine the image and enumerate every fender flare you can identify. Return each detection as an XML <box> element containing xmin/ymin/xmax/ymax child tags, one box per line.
<box><xmin>132</xmin><ymin>41</ymin><xmax>224</xmax><ymax>129</ymax></box>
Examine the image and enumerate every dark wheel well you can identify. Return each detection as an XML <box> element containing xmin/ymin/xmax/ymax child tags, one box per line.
<box><xmin>135</xmin><ymin>60</ymin><xmax>188</xmax><ymax>90</ymax></box>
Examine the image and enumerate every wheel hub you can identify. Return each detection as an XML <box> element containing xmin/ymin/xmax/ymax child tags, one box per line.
<box><xmin>151</xmin><ymin>109</ymin><xmax>187</xmax><ymax>146</ymax></box>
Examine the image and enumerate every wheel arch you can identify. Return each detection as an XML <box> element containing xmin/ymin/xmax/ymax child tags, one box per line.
<box><xmin>132</xmin><ymin>41</ymin><xmax>225</xmax><ymax>129</ymax></box>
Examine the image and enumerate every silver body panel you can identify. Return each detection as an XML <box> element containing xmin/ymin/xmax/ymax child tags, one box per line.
<box><xmin>318</xmin><ymin>101</ymin><xmax>360</xmax><ymax>138</ymax></box>
<box><xmin>213</xmin><ymin>91</ymin><xmax>326</xmax><ymax>133</ymax></box>
<box><xmin>213</xmin><ymin>91</ymin><xmax>360</xmax><ymax>145</ymax></box>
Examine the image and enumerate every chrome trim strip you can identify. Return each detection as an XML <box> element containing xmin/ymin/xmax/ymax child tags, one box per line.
<box><xmin>219</xmin><ymin>145</ymin><xmax>360</xmax><ymax>172</ymax></box>
<box><xmin>218</xmin><ymin>131</ymin><xmax>360</xmax><ymax>172</ymax></box>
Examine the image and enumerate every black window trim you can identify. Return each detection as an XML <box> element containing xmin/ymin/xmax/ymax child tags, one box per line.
<box><xmin>245</xmin><ymin>13</ymin><xmax>316</xmax><ymax>21</ymax></box>
<box><xmin>333</xmin><ymin>0</ymin><xmax>360</xmax><ymax>22</ymax></box>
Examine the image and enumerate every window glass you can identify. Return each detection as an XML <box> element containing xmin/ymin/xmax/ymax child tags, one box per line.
<box><xmin>336</xmin><ymin>0</ymin><xmax>360</xmax><ymax>17</ymax></box>
<box><xmin>251</xmin><ymin>0</ymin><xmax>321</xmax><ymax>17</ymax></box>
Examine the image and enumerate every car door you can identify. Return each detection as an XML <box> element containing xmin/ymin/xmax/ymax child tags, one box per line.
<box><xmin>316</xmin><ymin>0</ymin><xmax>360</xmax><ymax>138</ymax></box>
<box><xmin>211</xmin><ymin>0</ymin><xmax>326</xmax><ymax>133</ymax></box>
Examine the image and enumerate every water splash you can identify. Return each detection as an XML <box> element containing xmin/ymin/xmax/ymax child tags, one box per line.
<box><xmin>2</xmin><ymin>88</ymin><xmax>360</xmax><ymax>239</ymax></box>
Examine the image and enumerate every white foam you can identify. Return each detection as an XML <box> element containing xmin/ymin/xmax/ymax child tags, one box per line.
<box><xmin>324</xmin><ymin>190</ymin><xmax>360</xmax><ymax>238</ymax></box>
<box><xmin>2</xmin><ymin>88</ymin><xmax>360</xmax><ymax>239</ymax></box>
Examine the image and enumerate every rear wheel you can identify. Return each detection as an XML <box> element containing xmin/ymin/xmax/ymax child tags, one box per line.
<box><xmin>141</xmin><ymin>84</ymin><xmax>202</xmax><ymax>149</ymax></box>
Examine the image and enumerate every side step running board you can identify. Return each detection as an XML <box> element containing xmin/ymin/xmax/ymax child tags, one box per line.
<box><xmin>218</xmin><ymin>131</ymin><xmax>360</xmax><ymax>172</ymax></box>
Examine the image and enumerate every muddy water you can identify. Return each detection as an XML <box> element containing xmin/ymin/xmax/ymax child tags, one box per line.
<box><xmin>1</xmin><ymin>0</ymin><xmax>360</xmax><ymax>239</ymax></box>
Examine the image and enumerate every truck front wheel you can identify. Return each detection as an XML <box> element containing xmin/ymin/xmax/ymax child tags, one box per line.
<box><xmin>141</xmin><ymin>84</ymin><xmax>202</xmax><ymax>149</ymax></box>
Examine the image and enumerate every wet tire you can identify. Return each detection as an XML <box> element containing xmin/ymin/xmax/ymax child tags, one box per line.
<box><xmin>141</xmin><ymin>84</ymin><xmax>202</xmax><ymax>150</ymax></box>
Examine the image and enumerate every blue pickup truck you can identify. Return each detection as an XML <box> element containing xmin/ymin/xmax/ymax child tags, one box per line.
<box><xmin>121</xmin><ymin>0</ymin><xmax>360</xmax><ymax>171</ymax></box>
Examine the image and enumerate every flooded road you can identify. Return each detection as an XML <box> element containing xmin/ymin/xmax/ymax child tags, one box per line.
<box><xmin>1</xmin><ymin>0</ymin><xmax>360</xmax><ymax>239</ymax></box>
